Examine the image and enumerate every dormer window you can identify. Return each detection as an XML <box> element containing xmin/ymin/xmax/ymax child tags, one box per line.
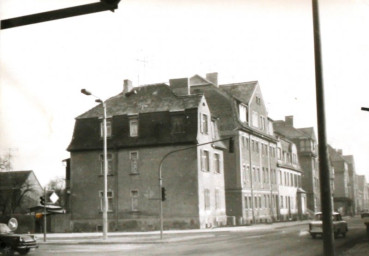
<box><xmin>211</xmin><ymin>119</ymin><xmax>218</xmax><ymax>139</ymax></box>
<box><xmin>239</xmin><ymin>104</ymin><xmax>248</xmax><ymax>123</ymax></box>
<box><xmin>171</xmin><ymin>115</ymin><xmax>185</xmax><ymax>134</ymax></box>
<box><xmin>252</xmin><ymin>111</ymin><xmax>259</xmax><ymax>128</ymax></box>
<box><xmin>201</xmin><ymin>113</ymin><xmax>209</xmax><ymax>134</ymax></box>
<box><xmin>100</xmin><ymin>119</ymin><xmax>112</xmax><ymax>138</ymax></box>
<box><xmin>129</xmin><ymin>117</ymin><xmax>138</xmax><ymax>137</ymax></box>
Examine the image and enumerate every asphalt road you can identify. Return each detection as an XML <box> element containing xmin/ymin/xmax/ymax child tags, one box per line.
<box><xmin>27</xmin><ymin>217</ymin><xmax>368</xmax><ymax>256</ymax></box>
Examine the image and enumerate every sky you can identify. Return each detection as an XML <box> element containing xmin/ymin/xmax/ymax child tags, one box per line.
<box><xmin>1</xmin><ymin>0</ymin><xmax>369</xmax><ymax>186</ymax></box>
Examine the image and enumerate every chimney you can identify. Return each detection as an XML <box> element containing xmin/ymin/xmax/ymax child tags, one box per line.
<box><xmin>169</xmin><ymin>78</ymin><xmax>190</xmax><ymax>96</ymax></box>
<box><xmin>206</xmin><ymin>72</ymin><xmax>218</xmax><ymax>86</ymax></box>
<box><xmin>337</xmin><ymin>149</ymin><xmax>343</xmax><ymax>155</ymax></box>
<box><xmin>123</xmin><ymin>79</ymin><xmax>133</xmax><ymax>93</ymax></box>
<box><xmin>285</xmin><ymin>116</ymin><xmax>294</xmax><ymax>127</ymax></box>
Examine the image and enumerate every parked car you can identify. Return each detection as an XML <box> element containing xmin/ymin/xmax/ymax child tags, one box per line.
<box><xmin>0</xmin><ymin>223</ymin><xmax>38</xmax><ymax>255</ymax></box>
<box><xmin>308</xmin><ymin>212</ymin><xmax>348</xmax><ymax>239</ymax></box>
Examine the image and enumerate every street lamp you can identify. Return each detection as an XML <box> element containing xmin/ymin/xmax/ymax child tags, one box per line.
<box><xmin>81</xmin><ymin>88</ymin><xmax>108</xmax><ymax>240</ymax></box>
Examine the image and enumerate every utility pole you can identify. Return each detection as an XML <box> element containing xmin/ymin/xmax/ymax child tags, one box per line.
<box><xmin>312</xmin><ymin>0</ymin><xmax>335</xmax><ymax>255</ymax></box>
<box><xmin>43</xmin><ymin>187</ymin><xmax>47</xmax><ymax>242</ymax></box>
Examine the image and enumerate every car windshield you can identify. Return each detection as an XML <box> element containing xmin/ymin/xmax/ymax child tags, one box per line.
<box><xmin>0</xmin><ymin>223</ymin><xmax>11</xmax><ymax>234</ymax></box>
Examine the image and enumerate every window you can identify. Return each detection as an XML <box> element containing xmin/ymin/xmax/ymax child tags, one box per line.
<box><xmin>256</xmin><ymin>96</ymin><xmax>261</xmax><ymax>104</ymax></box>
<box><xmin>204</xmin><ymin>189</ymin><xmax>210</xmax><ymax>210</ymax></box>
<box><xmin>100</xmin><ymin>153</ymin><xmax>113</xmax><ymax>175</ymax></box>
<box><xmin>239</xmin><ymin>104</ymin><xmax>248</xmax><ymax>122</ymax></box>
<box><xmin>100</xmin><ymin>119</ymin><xmax>112</xmax><ymax>138</ymax></box>
<box><xmin>130</xmin><ymin>151</ymin><xmax>139</xmax><ymax>174</ymax></box>
<box><xmin>130</xmin><ymin>190</ymin><xmax>139</xmax><ymax>211</ymax></box>
<box><xmin>201</xmin><ymin>150</ymin><xmax>210</xmax><ymax>172</ymax></box>
<box><xmin>277</xmin><ymin>148</ymin><xmax>282</xmax><ymax>160</ymax></box>
<box><xmin>201</xmin><ymin>114</ymin><xmax>209</xmax><ymax>134</ymax></box>
<box><xmin>99</xmin><ymin>190</ymin><xmax>113</xmax><ymax>212</ymax></box>
<box><xmin>171</xmin><ymin>115</ymin><xmax>185</xmax><ymax>134</ymax></box>
<box><xmin>215</xmin><ymin>189</ymin><xmax>220</xmax><ymax>210</ymax></box>
<box><xmin>211</xmin><ymin>120</ymin><xmax>218</xmax><ymax>139</ymax></box>
<box><xmin>129</xmin><ymin>118</ymin><xmax>138</xmax><ymax>137</ymax></box>
<box><xmin>252</xmin><ymin>111</ymin><xmax>259</xmax><ymax>127</ymax></box>
<box><xmin>242</xmin><ymin>164</ymin><xmax>247</xmax><ymax>184</ymax></box>
<box><xmin>214</xmin><ymin>153</ymin><xmax>221</xmax><ymax>173</ymax></box>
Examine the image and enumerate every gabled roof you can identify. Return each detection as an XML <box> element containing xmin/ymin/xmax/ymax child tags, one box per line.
<box><xmin>190</xmin><ymin>74</ymin><xmax>214</xmax><ymax>86</ymax></box>
<box><xmin>273</xmin><ymin>121</ymin><xmax>316</xmax><ymax>141</ymax></box>
<box><xmin>78</xmin><ymin>83</ymin><xmax>203</xmax><ymax>119</ymax></box>
<box><xmin>0</xmin><ymin>171</ymin><xmax>32</xmax><ymax>189</ymax></box>
<box><xmin>342</xmin><ymin>155</ymin><xmax>354</xmax><ymax>165</ymax></box>
<box><xmin>327</xmin><ymin>145</ymin><xmax>346</xmax><ymax>162</ymax></box>
<box><xmin>219</xmin><ymin>81</ymin><xmax>258</xmax><ymax>105</ymax></box>
<box><xmin>298</xmin><ymin>127</ymin><xmax>317</xmax><ymax>141</ymax></box>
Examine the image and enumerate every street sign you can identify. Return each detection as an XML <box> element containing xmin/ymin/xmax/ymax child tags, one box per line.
<box><xmin>49</xmin><ymin>192</ymin><xmax>59</xmax><ymax>203</ymax></box>
<box><xmin>8</xmin><ymin>218</ymin><xmax>18</xmax><ymax>231</ymax></box>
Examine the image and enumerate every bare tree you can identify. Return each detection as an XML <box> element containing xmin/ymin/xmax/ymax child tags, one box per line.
<box><xmin>0</xmin><ymin>179</ymin><xmax>40</xmax><ymax>215</ymax></box>
<box><xmin>46</xmin><ymin>177</ymin><xmax>66</xmax><ymax>207</ymax></box>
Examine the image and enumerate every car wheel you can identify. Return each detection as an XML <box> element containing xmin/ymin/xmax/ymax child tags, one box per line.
<box><xmin>17</xmin><ymin>248</ymin><xmax>30</xmax><ymax>255</ymax></box>
<box><xmin>311</xmin><ymin>234</ymin><xmax>316</xmax><ymax>239</ymax></box>
<box><xmin>1</xmin><ymin>245</ymin><xmax>14</xmax><ymax>256</ymax></box>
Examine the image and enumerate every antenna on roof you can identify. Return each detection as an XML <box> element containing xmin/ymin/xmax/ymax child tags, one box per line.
<box><xmin>136</xmin><ymin>50</ymin><xmax>148</xmax><ymax>86</ymax></box>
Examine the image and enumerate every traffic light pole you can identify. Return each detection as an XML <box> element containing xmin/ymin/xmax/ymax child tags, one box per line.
<box><xmin>157</xmin><ymin>137</ymin><xmax>234</xmax><ymax>239</ymax></box>
<box><xmin>1</xmin><ymin>1</ymin><xmax>120</xmax><ymax>30</ymax></box>
<box><xmin>43</xmin><ymin>187</ymin><xmax>47</xmax><ymax>242</ymax></box>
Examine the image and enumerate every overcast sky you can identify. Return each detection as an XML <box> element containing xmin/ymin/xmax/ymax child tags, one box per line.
<box><xmin>1</xmin><ymin>0</ymin><xmax>369</xmax><ymax>186</ymax></box>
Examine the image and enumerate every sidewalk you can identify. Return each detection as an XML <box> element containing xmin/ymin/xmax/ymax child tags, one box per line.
<box><xmin>36</xmin><ymin>220</ymin><xmax>309</xmax><ymax>245</ymax></box>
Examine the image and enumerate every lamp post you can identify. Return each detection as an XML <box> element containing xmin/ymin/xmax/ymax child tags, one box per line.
<box><xmin>81</xmin><ymin>89</ymin><xmax>108</xmax><ymax>240</ymax></box>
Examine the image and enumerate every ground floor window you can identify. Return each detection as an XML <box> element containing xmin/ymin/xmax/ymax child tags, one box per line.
<box><xmin>99</xmin><ymin>190</ymin><xmax>113</xmax><ymax>212</ymax></box>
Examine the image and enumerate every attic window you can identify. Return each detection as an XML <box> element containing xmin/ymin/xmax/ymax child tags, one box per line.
<box><xmin>256</xmin><ymin>96</ymin><xmax>261</xmax><ymax>104</ymax></box>
<box><xmin>171</xmin><ymin>115</ymin><xmax>185</xmax><ymax>134</ymax></box>
<box><xmin>100</xmin><ymin>119</ymin><xmax>112</xmax><ymax>138</ymax></box>
<box><xmin>129</xmin><ymin>117</ymin><xmax>138</xmax><ymax>137</ymax></box>
<box><xmin>239</xmin><ymin>104</ymin><xmax>248</xmax><ymax>123</ymax></box>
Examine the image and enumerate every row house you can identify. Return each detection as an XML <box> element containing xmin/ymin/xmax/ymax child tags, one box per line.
<box><xmin>273</xmin><ymin>116</ymin><xmax>320</xmax><ymax>213</ymax></box>
<box><xmin>356</xmin><ymin>175</ymin><xmax>366</xmax><ymax>212</ymax></box>
<box><xmin>274</xmin><ymin>135</ymin><xmax>306</xmax><ymax>221</ymax></box>
<box><xmin>342</xmin><ymin>155</ymin><xmax>358</xmax><ymax>215</ymax></box>
<box><xmin>328</xmin><ymin>145</ymin><xmax>353</xmax><ymax>215</ymax></box>
<box><xmin>189</xmin><ymin>73</ymin><xmax>280</xmax><ymax>224</ymax></box>
<box><xmin>67</xmin><ymin>80</ymin><xmax>227</xmax><ymax>231</ymax></box>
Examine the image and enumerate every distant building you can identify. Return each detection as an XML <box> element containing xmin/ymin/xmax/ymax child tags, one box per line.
<box><xmin>342</xmin><ymin>155</ymin><xmax>358</xmax><ymax>215</ymax></box>
<box><xmin>67</xmin><ymin>80</ymin><xmax>227</xmax><ymax>231</ymax></box>
<box><xmin>273</xmin><ymin>116</ymin><xmax>320</xmax><ymax>213</ymax></box>
<box><xmin>328</xmin><ymin>146</ymin><xmax>352</xmax><ymax>215</ymax></box>
<box><xmin>356</xmin><ymin>175</ymin><xmax>365</xmax><ymax>212</ymax></box>
<box><xmin>0</xmin><ymin>170</ymin><xmax>43</xmax><ymax>215</ymax></box>
<box><xmin>274</xmin><ymin>135</ymin><xmax>306</xmax><ymax>220</ymax></box>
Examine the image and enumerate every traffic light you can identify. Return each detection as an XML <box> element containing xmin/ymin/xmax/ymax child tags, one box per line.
<box><xmin>40</xmin><ymin>196</ymin><xmax>45</xmax><ymax>206</ymax></box>
<box><xmin>161</xmin><ymin>187</ymin><xmax>166</xmax><ymax>201</ymax></box>
<box><xmin>229</xmin><ymin>137</ymin><xmax>234</xmax><ymax>153</ymax></box>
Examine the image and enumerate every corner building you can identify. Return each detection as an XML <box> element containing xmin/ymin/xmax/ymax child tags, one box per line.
<box><xmin>67</xmin><ymin>80</ymin><xmax>227</xmax><ymax>231</ymax></box>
